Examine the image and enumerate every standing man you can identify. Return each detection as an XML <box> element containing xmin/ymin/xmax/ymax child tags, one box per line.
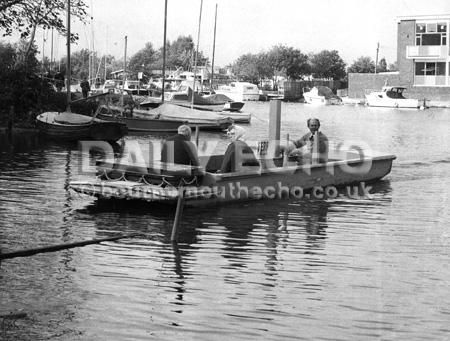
<box><xmin>80</xmin><ymin>77</ymin><xmax>90</xmax><ymax>99</ymax></box>
<box><xmin>288</xmin><ymin>118</ymin><xmax>329</xmax><ymax>164</ymax></box>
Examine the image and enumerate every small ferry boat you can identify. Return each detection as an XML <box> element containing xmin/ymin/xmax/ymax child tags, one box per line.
<box><xmin>69</xmin><ymin>148</ymin><xmax>395</xmax><ymax>206</ymax></box>
<box><xmin>365</xmin><ymin>86</ymin><xmax>420</xmax><ymax>108</ymax></box>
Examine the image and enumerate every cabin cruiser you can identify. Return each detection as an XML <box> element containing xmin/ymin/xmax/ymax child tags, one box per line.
<box><xmin>303</xmin><ymin>86</ymin><xmax>342</xmax><ymax>105</ymax></box>
<box><xmin>215</xmin><ymin>82</ymin><xmax>260</xmax><ymax>101</ymax></box>
<box><xmin>365</xmin><ymin>86</ymin><xmax>420</xmax><ymax>108</ymax></box>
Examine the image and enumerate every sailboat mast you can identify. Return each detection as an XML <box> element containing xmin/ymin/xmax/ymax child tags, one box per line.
<box><xmin>66</xmin><ymin>0</ymin><xmax>71</xmax><ymax>112</ymax></box>
<box><xmin>121</xmin><ymin>35</ymin><xmax>127</xmax><ymax>107</ymax></box>
<box><xmin>50</xmin><ymin>28</ymin><xmax>54</xmax><ymax>71</ymax></box>
<box><xmin>191</xmin><ymin>0</ymin><xmax>203</xmax><ymax>109</ymax></box>
<box><xmin>210</xmin><ymin>3</ymin><xmax>217</xmax><ymax>91</ymax></box>
<box><xmin>161</xmin><ymin>0</ymin><xmax>168</xmax><ymax>103</ymax></box>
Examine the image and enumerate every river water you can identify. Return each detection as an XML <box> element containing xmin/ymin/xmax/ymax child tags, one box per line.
<box><xmin>1</xmin><ymin>102</ymin><xmax>449</xmax><ymax>340</ymax></box>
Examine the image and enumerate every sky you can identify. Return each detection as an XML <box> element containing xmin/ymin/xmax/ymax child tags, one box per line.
<box><xmin>5</xmin><ymin>0</ymin><xmax>450</xmax><ymax>67</ymax></box>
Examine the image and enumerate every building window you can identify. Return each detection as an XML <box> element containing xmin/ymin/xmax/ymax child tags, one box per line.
<box><xmin>416</xmin><ymin>22</ymin><xmax>447</xmax><ymax>46</ymax></box>
<box><xmin>414</xmin><ymin>61</ymin><xmax>447</xmax><ymax>86</ymax></box>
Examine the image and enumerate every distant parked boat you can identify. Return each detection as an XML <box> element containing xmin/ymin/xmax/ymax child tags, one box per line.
<box><xmin>215</xmin><ymin>82</ymin><xmax>260</xmax><ymax>101</ymax></box>
<box><xmin>97</xmin><ymin>103</ymin><xmax>233</xmax><ymax>132</ymax></box>
<box><xmin>365</xmin><ymin>86</ymin><xmax>420</xmax><ymax>108</ymax></box>
<box><xmin>303</xmin><ymin>86</ymin><xmax>342</xmax><ymax>105</ymax></box>
<box><xmin>36</xmin><ymin>111</ymin><xmax>127</xmax><ymax>141</ymax></box>
<box><xmin>165</xmin><ymin>86</ymin><xmax>245</xmax><ymax>112</ymax></box>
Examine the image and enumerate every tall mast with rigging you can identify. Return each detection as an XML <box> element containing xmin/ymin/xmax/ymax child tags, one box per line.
<box><xmin>66</xmin><ymin>0</ymin><xmax>71</xmax><ymax>112</ymax></box>
<box><xmin>161</xmin><ymin>0</ymin><xmax>168</xmax><ymax>103</ymax></box>
<box><xmin>191</xmin><ymin>0</ymin><xmax>203</xmax><ymax>109</ymax></box>
<box><xmin>210</xmin><ymin>3</ymin><xmax>217</xmax><ymax>92</ymax></box>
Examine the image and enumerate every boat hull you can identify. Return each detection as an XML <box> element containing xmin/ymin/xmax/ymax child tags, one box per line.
<box><xmin>69</xmin><ymin>153</ymin><xmax>395</xmax><ymax>206</ymax></box>
<box><xmin>97</xmin><ymin>111</ymin><xmax>231</xmax><ymax>132</ymax></box>
<box><xmin>36</xmin><ymin>112</ymin><xmax>127</xmax><ymax>141</ymax></box>
<box><xmin>97</xmin><ymin>112</ymin><xmax>184</xmax><ymax>132</ymax></box>
<box><xmin>365</xmin><ymin>94</ymin><xmax>420</xmax><ymax>108</ymax></box>
<box><xmin>303</xmin><ymin>94</ymin><xmax>341</xmax><ymax>105</ymax></box>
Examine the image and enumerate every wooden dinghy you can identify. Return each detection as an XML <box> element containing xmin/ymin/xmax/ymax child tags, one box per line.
<box><xmin>36</xmin><ymin>111</ymin><xmax>128</xmax><ymax>142</ymax></box>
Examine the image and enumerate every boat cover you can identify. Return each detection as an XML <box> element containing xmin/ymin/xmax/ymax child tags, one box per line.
<box><xmin>315</xmin><ymin>86</ymin><xmax>337</xmax><ymax>99</ymax></box>
<box><xmin>151</xmin><ymin>103</ymin><xmax>228</xmax><ymax>121</ymax></box>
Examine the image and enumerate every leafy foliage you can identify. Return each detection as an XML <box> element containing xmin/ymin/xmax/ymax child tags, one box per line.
<box><xmin>128</xmin><ymin>42</ymin><xmax>158</xmax><ymax>76</ymax></box>
<box><xmin>377</xmin><ymin>57</ymin><xmax>388</xmax><ymax>73</ymax></box>
<box><xmin>231</xmin><ymin>53</ymin><xmax>260</xmax><ymax>83</ymax></box>
<box><xmin>159</xmin><ymin>35</ymin><xmax>208</xmax><ymax>71</ymax></box>
<box><xmin>267</xmin><ymin>45</ymin><xmax>310</xmax><ymax>80</ymax></box>
<box><xmin>0</xmin><ymin>0</ymin><xmax>87</xmax><ymax>41</ymax></box>
<box><xmin>348</xmin><ymin>56</ymin><xmax>375</xmax><ymax>73</ymax></box>
<box><xmin>0</xmin><ymin>41</ymin><xmax>58</xmax><ymax>125</ymax></box>
<box><xmin>310</xmin><ymin>50</ymin><xmax>346</xmax><ymax>80</ymax></box>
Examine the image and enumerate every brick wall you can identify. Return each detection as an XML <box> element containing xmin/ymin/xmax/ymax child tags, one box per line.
<box><xmin>348</xmin><ymin>73</ymin><xmax>400</xmax><ymax>99</ymax></box>
<box><xmin>397</xmin><ymin>20</ymin><xmax>415</xmax><ymax>86</ymax></box>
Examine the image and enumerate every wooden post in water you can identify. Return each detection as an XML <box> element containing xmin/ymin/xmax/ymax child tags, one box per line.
<box><xmin>269</xmin><ymin>99</ymin><xmax>281</xmax><ymax>158</ymax></box>
<box><xmin>171</xmin><ymin>188</ymin><xmax>185</xmax><ymax>242</ymax></box>
<box><xmin>195</xmin><ymin>125</ymin><xmax>200</xmax><ymax>147</ymax></box>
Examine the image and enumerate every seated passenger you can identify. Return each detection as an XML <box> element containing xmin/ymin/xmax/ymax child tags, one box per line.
<box><xmin>220</xmin><ymin>125</ymin><xmax>260</xmax><ymax>173</ymax></box>
<box><xmin>288</xmin><ymin>118</ymin><xmax>329</xmax><ymax>164</ymax></box>
<box><xmin>161</xmin><ymin>124</ymin><xmax>200</xmax><ymax>167</ymax></box>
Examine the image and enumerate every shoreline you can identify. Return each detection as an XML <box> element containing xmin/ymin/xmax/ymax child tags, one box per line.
<box><xmin>341</xmin><ymin>97</ymin><xmax>450</xmax><ymax>108</ymax></box>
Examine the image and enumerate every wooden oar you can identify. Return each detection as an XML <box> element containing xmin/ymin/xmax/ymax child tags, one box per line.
<box><xmin>0</xmin><ymin>234</ymin><xmax>138</xmax><ymax>260</ymax></box>
<box><xmin>171</xmin><ymin>188</ymin><xmax>185</xmax><ymax>242</ymax></box>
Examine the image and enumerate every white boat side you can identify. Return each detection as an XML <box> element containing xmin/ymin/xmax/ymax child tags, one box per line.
<box><xmin>303</xmin><ymin>86</ymin><xmax>342</xmax><ymax>105</ymax></box>
<box><xmin>215</xmin><ymin>82</ymin><xmax>260</xmax><ymax>101</ymax></box>
<box><xmin>365</xmin><ymin>86</ymin><xmax>420</xmax><ymax>108</ymax></box>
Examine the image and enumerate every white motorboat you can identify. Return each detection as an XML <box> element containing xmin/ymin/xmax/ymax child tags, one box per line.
<box><xmin>215</xmin><ymin>82</ymin><xmax>260</xmax><ymax>101</ymax></box>
<box><xmin>365</xmin><ymin>86</ymin><xmax>420</xmax><ymax>108</ymax></box>
<box><xmin>303</xmin><ymin>86</ymin><xmax>342</xmax><ymax>105</ymax></box>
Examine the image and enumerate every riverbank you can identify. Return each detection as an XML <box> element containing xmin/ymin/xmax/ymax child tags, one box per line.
<box><xmin>341</xmin><ymin>96</ymin><xmax>450</xmax><ymax>108</ymax></box>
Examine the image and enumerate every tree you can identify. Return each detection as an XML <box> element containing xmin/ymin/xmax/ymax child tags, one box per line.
<box><xmin>128</xmin><ymin>42</ymin><xmax>158</xmax><ymax>76</ymax></box>
<box><xmin>0</xmin><ymin>40</ymin><xmax>56</xmax><ymax>122</ymax></box>
<box><xmin>231</xmin><ymin>53</ymin><xmax>260</xmax><ymax>83</ymax></box>
<box><xmin>69</xmin><ymin>48</ymin><xmax>90</xmax><ymax>82</ymax></box>
<box><xmin>348</xmin><ymin>56</ymin><xmax>375</xmax><ymax>73</ymax></box>
<box><xmin>310</xmin><ymin>50</ymin><xmax>346</xmax><ymax>80</ymax></box>
<box><xmin>267</xmin><ymin>45</ymin><xmax>310</xmax><ymax>80</ymax></box>
<box><xmin>377</xmin><ymin>57</ymin><xmax>388</xmax><ymax>73</ymax></box>
<box><xmin>388</xmin><ymin>61</ymin><xmax>398</xmax><ymax>71</ymax></box>
<box><xmin>0</xmin><ymin>0</ymin><xmax>88</xmax><ymax>58</ymax></box>
<box><xmin>160</xmin><ymin>35</ymin><xmax>208</xmax><ymax>71</ymax></box>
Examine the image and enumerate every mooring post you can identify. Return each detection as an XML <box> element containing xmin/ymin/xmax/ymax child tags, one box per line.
<box><xmin>171</xmin><ymin>188</ymin><xmax>185</xmax><ymax>242</ymax></box>
<box><xmin>269</xmin><ymin>100</ymin><xmax>281</xmax><ymax>157</ymax></box>
<box><xmin>283</xmin><ymin>133</ymin><xmax>290</xmax><ymax>165</ymax></box>
<box><xmin>195</xmin><ymin>125</ymin><xmax>200</xmax><ymax>147</ymax></box>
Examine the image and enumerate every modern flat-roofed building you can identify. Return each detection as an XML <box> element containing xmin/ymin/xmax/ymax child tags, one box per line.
<box><xmin>398</xmin><ymin>14</ymin><xmax>450</xmax><ymax>100</ymax></box>
<box><xmin>349</xmin><ymin>14</ymin><xmax>450</xmax><ymax>101</ymax></box>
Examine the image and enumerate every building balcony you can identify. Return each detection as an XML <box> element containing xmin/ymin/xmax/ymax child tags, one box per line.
<box><xmin>406</xmin><ymin>45</ymin><xmax>448</xmax><ymax>59</ymax></box>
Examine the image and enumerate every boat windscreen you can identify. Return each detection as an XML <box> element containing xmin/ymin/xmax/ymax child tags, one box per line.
<box><xmin>386</xmin><ymin>88</ymin><xmax>406</xmax><ymax>99</ymax></box>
